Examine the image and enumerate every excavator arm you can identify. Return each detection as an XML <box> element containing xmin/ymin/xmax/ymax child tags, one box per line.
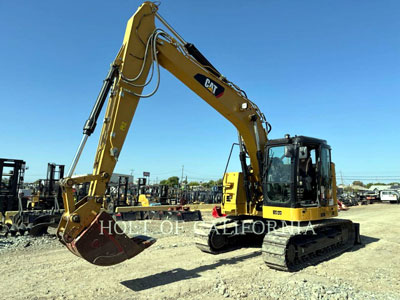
<box><xmin>57</xmin><ymin>1</ymin><xmax>269</xmax><ymax>266</ymax></box>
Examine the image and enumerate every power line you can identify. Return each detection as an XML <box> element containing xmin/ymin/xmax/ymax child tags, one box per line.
<box><xmin>146</xmin><ymin>169</ymin><xmax>182</xmax><ymax>175</ymax></box>
<box><xmin>339</xmin><ymin>176</ymin><xmax>400</xmax><ymax>178</ymax></box>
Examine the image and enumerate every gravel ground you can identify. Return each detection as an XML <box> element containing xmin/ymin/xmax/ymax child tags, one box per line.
<box><xmin>0</xmin><ymin>203</ymin><xmax>399</xmax><ymax>300</ymax></box>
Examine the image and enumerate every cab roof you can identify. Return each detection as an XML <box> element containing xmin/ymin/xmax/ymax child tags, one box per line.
<box><xmin>266</xmin><ymin>135</ymin><xmax>329</xmax><ymax>148</ymax></box>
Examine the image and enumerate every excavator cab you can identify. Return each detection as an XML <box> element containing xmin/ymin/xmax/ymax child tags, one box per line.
<box><xmin>262</xmin><ymin>135</ymin><xmax>338</xmax><ymax>221</ymax></box>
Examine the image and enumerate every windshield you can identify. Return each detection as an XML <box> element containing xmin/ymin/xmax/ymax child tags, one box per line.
<box><xmin>265</xmin><ymin>146</ymin><xmax>292</xmax><ymax>205</ymax></box>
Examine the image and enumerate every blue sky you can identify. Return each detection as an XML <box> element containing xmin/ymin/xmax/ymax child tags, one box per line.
<box><xmin>1</xmin><ymin>0</ymin><xmax>399</xmax><ymax>184</ymax></box>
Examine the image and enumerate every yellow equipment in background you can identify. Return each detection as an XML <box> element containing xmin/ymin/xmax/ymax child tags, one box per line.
<box><xmin>138</xmin><ymin>194</ymin><xmax>150</xmax><ymax>207</ymax></box>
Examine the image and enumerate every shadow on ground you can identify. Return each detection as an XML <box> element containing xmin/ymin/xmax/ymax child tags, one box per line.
<box><xmin>121</xmin><ymin>251</ymin><xmax>261</xmax><ymax>291</ymax></box>
<box><xmin>353</xmin><ymin>235</ymin><xmax>379</xmax><ymax>250</ymax></box>
<box><xmin>121</xmin><ymin>234</ymin><xmax>380</xmax><ymax>291</ymax></box>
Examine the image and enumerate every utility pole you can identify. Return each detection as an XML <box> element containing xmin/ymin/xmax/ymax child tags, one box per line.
<box><xmin>177</xmin><ymin>165</ymin><xmax>184</xmax><ymax>202</ymax></box>
<box><xmin>340</xmin><ymin>171</ymin><xmax>344</xmax><ymax>186</ymax></box>
<box><xmin>130</xmin><ymin>169</ymin><xmax>134</xmax><ymax>185</ymax></box>
<box><xmin>181</xmin><ymin>165</ymin><xmax>184</xmax><ymax>187</ymax></box>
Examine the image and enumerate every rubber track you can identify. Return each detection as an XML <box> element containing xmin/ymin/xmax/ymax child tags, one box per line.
<box><xmin>194</xmin><ymin>218</ymin><xmax>238</xmax><ymax>254</ymax></box>
<box><xmin>262</xmin><ymin>218</ymin><xmax>356</xmax><ymax>272</ymax></box>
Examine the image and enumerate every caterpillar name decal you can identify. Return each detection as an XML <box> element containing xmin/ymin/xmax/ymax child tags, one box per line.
<box><xmin>194</xmin><ymin>74</ymin><xmax>224</xmax><ymax>98</ymax></box>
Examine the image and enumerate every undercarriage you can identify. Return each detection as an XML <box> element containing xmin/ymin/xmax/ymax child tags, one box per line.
<box><xmin>195</xmin><ymin>217</ymin><xmax>361</xmax><ymax>271</ymax></box>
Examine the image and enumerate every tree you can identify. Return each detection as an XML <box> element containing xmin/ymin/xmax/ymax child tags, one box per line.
<box><xmin>188</xmin><ymin>181</ymin><xmax>200</xmax><ymax>186</ymax></box>
<box><xmin>200</xmin><ymin>179</ymin><xmax>224</xmax><ymax>188</ymax></box>
<box><xmin>159</xmin><ymin>176</ymin><xmax>180</xmax><ymax>187</ymax></box>
<box><xmin>201</xmin><ymin>180</ymin><xmax>215</xmax><ymax>188</ymax></box>
<box><xmin>364</xmin><ymin>182</ymin><xmax>388</xmax><ymax>189</ymax></box>
<box><xmin>167</xmin><ymin>176</ymin><xmax>180</xmax><ymax>187</ymax></box>
<box><xmin>352</xmin><ymin>181</ymin><xmax>364</xmax><ymax>187</ymax></box>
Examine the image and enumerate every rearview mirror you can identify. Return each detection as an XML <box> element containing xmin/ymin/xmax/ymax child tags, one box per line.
<box><xmin>299</xmin><ymin>146</ymin><xmax>308</xmax><ymax>159</ymax></box>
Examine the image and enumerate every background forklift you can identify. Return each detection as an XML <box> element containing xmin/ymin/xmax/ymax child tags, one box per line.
<box><xmin>29</xmin><ymin>163</ymin><xmax>65</xmax><ymax>210</ymax></box>
<box><xmin>0</xmin><ymin>160</ymin><xmax>65</xmax><ymax>237</ymax></box>
<box><xmin>0</xmin><ymin>158</ymin><xmax>26</xmax><ymax>218</ymax></box>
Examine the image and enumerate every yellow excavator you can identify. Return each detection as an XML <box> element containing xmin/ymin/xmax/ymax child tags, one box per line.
<box><xmin>57</xmin><ymin>1</ymin><xmax>360</xmax><ymax>271</ymax></box>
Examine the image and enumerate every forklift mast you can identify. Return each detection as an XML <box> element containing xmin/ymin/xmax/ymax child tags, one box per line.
<box><xmin>47</xmin><ymin>164</ymin><xmax>64</xmax><ymax>193</ymax></box>
<box><xmin>116</xmin><ymin>176</ymin><xmax>129</xmax><ymax>207</ymax></box>
<box><xmin>46</xmin><ymin>163</ymin><xmax>65</xmax><ymax>202</ymax></box>
<box><xmin>0</xmin><ymin>158</ymin><xmax>26</xmax><ymax>214</ymax></box>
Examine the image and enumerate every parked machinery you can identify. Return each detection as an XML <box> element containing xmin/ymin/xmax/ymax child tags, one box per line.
<box><xmin>29</xmin><ymin>163</ymin><xmax>65</xmax><ymax>210</ymax></box>
<box><xmin>338</xmin><ymin>193</ymin><xmax>359</xmax><ymax>207</ymax></box>
<box><xmin>142</xmin><ymin>183</ymin><xmax>169</xmax><ymax>205</ymax></box>
<box><xmin>135</xmin><ymin>179</ymin><xmax>171</xmax><ymax>206</ymax></box>
<box><xmin>0</xmin><ymin>158</ymin><xmax>26</xmax><ymax>220</ymax></box>
<box><xmin>1</xmin><ymin>161</ymin><xmax>65</xmax><ymax>237</ymax></box>
<box><xmin>181</xmin><ymin>185</ymin><xmax>223</xmax><ymax>204</ymax></box>
<box><xmin>105</xmin><ymin>175</ymin><xmax>131</xmax><ymax>212</ymax></box>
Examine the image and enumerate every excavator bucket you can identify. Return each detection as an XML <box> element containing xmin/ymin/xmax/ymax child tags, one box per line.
<box><xmin>65</xmin><ymin>211</ymin><xmax>155</xmax><ymax>266</ymax></box>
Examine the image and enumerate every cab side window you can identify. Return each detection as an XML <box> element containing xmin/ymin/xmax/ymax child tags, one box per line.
<box><xmin>319</xmin><ymin>147</ymin><xmax>332</xmax><ymax>205</ymax></box>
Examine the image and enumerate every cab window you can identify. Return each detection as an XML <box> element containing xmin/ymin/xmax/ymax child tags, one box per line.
<box><xmin>319</xmin><ymin>147</ymin><xmax>332</xmax><ymax>205</ymax></box>
<box><xmin>265</xmin><ymin>146</ymin><xmax>292</xmax><ymax>205</ymax></box>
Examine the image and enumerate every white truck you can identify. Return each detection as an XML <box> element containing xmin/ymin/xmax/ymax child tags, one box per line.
<box><xmin>380</xmin><ymin>190</ymin><xmax>400</xmax><ymax>204</ymax></box>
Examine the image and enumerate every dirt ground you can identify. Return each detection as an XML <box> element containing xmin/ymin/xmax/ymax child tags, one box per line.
<box><xmin>1</xmin><ymin>203</ymin><xmax>399</xmax><ymax>300</ymax></box>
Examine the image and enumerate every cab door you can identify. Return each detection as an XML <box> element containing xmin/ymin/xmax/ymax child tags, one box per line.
<box><xmin>318</xmin><ymin>146</ymin><xmax>333</xmax><ymax>207</ymax></box>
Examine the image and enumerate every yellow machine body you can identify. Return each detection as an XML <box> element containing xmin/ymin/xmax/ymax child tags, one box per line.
<box><xmin>4</xmin><ymin>211</ymin><xmax>17</xmax><ymax>225</ymax></box>
<box><xmin>222</xmin><ymin>172</ymin><xmax>249</xmax><ymax>216</ymax></box>
<box><xmin>138</xmin><ymin>194</ymin><xmax>150</xmax><ymax>207</ymax></box>
<box><xmin>56</xmin><ymin>1</ymin><xmax>354</xmax><ymax>268</ymax></box>
<box><xmin>262</xmin><ymin>206</ymin><xmax>338</xmax><ymax>221</ymax></box>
